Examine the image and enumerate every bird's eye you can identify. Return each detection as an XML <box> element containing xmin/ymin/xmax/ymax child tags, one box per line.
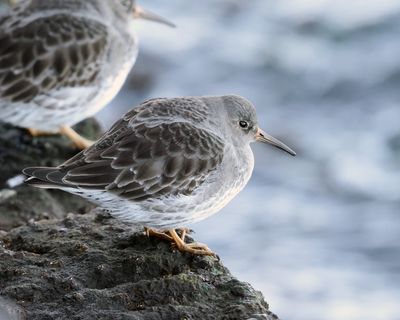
<box><xmin>239</xmin><ymin>120</ymin><xmax>249</xmax><ymax>129</ymax></box>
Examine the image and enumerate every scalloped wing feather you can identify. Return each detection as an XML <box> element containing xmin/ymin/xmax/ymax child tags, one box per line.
<box><xmin>60</xmin><ymin>121</ymin><xmax>225</xmax><ymax>201</ymax></box>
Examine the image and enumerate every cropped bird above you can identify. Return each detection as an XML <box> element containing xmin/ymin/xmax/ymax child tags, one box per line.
<box><xmin>0</xmin><ymin>0</ymin><xmax>174</xmax><ymax>148</ymax></box>
<box><xmin>23</xmin><ymin>95</ymin><xmax>296</xmax><ymax>255</ymax></box>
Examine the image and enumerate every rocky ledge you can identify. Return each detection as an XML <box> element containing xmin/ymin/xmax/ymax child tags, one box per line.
<box><xmin>0</xmin><ymin>121</ymin><xmax>278</xmax><ymax>320</ymax></box>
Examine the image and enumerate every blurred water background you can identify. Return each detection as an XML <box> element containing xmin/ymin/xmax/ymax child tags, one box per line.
<box><xmin>97</xmin><ymin>1</ymin><xmax>400</xmax><ymax>319</ymax></box>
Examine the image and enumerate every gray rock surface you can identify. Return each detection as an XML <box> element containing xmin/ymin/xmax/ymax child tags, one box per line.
<box><xmin>0</xmin><ymin>121</ymin><xmax>278</xmax><ymax>320</ymax></box>
<box><xmin>0</xmin><ymin>212</ymin><xmax>277</xmax><ymax>320</ymax></box>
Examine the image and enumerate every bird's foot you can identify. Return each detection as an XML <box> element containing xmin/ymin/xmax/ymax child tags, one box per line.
<box><xmin>59</xmin><ymin>126</ymin><xmax>94</xmax><ymax>149</ymax></box>
<box><xmin>145</xmin><ymin>227</ymin><xmax>215</xmax><ymax>256</ymax></box>
<box><xmin>144</xmin><ymin>227</ymin><xmax>192</xmax><ymax>241</ymax></box>
<box><xmin>144</xmin><ymin>227</ymin><xmax>173</xmax><ymax>241</ymax></box>
<box><xmin>169</xmin><ymin>229</ymin><xmax>215</xmax><ymax>256</ymax></box>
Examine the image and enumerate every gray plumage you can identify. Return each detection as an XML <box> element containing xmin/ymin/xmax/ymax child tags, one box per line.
<box><xmin>24</xmin><ymin>95</ymin><xmax>279</xmax><ymax>229</ymax></box>
<box><xmin>0</xmin><ymin>0</ymin><xmax>150</xmax><ymax>131</ymax></box>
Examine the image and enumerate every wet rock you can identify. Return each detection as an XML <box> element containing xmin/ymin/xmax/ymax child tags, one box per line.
<box><xmin>0</xmin><ymin>120</ymin><xmax>99</xmax><ymax>230</ymax></box>
<box><xmin>0</xmin><ymin>212</ymin><xmax>277</xmax><ymax>320</ymax></box>
<box><xmin>0</xmin><ymin>118</ymin><xmax>101</xmax><ymax>184</ymax></box>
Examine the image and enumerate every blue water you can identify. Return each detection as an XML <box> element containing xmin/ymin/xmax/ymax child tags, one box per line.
<box><xmin>98</xmin><ymin>1</ymin><xmax>400</xmax><ymax>319</ymax></box>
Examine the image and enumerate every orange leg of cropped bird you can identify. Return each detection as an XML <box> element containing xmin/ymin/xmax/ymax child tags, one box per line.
<box><xmin>59</xmin><ymin>126</ymin><xmax>93</xmax><ymax>149</ymax></box>
<box><xmin>28</xmin><ymin>126</ymin><xmax>93</xmax><ymax>149</ymax></box>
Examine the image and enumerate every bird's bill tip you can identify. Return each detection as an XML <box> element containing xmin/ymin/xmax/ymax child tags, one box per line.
<box><xmin>133</xmin><ymin>5</ymin><xmax>176</xmax><ymax>28</ymax></box>
<box><xmin>256</xmin><ymin>128</ymin><xmax>296</xmax><ymax>156</ymax></box>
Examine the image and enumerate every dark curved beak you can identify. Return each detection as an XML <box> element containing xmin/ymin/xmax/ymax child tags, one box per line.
<box><xmin>256</xmin><ymin>128</ymin><xmax>296</xmax><ymax>156</ymax></box>
<box><xmin>133</xmin><ymin>5</ymin><xmax>176</xmax><ymax>28</ymax></box>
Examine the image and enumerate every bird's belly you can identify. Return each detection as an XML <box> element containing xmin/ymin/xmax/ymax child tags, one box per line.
<box><xmin>141</xmin><ymin>172</ymin><xmax>251</xmax><ymax>229</ymax></box>
<box><xmin>64</xmin><ymin>148</ymin><xmax>254</xmax><ymax>230</ymax></box>
<box><xmin>120</xmin><ymin>156</ymin><xmax>253</xmax><ymax>229</ymax></box>
<box><xmin>0</xmin><ymin>91</ymin><xmax>89</xmax><ymax>131</ymax></box>
<box><xmin>64</xmin><ymin>170</ymin><xmax>250</xmax><ymax>230</ymax></box>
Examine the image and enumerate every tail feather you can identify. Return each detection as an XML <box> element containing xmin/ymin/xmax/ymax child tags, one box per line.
<box><xmin>24</xmin><ymin>177</ymin><xmax>64</xmax><ymax>189</ymax></box>
<box><xmin>22</xmin><ymin>166</ymin><xmax>73</xmax><ymax>189</ymax></box>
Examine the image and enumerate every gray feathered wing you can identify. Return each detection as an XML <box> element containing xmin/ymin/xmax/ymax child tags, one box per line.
<box><xmin>0</xmin><ymin>14</ymin><xmax>108</xmax><ymax>103</ymax></box>
<box><xmin>23</xmin><ymin>119</ymin><xmax>225</xmax><ymax>202</ymax></box>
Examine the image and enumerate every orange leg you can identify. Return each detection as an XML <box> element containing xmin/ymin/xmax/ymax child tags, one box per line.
<box><xmin>28</xmin><ymin>128</ymin><xmax>53</xmax><ymax>137</ymax></box>
<box><xmin>145</xmin><ymin>227</ymin><xmax>215</xmax><ymax>256</ymax></box>
<box><xmin>27</xmin><ymin>126</ymin><xmax>93</xmax><ymax>150</ymax></box>
<box><xmin>59</xmin><ymin>126</ymin><xmax>94</xmax><ymax>149</ymax></box>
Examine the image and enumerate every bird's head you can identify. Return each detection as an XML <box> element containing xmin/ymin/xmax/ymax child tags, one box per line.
<box><xmin>118</xmin><ymin>0</ymin><xmax>175</xmax><ymax>27</ymax></box>
<box><xmin>218</xmin><ymin>95</ymin><xmax>296</xmax><ymax>156</ymax></box>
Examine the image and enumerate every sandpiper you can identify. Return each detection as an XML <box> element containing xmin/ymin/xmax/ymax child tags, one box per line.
<box><xmin>0</xmin><ymin>0</ymin><xmax>174</xmax><ymax>148</ymax></box>
<box><xmin>23</xmin><ymin>95</ymin><xmax>296</xmax><ymax>255</ymax></box>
